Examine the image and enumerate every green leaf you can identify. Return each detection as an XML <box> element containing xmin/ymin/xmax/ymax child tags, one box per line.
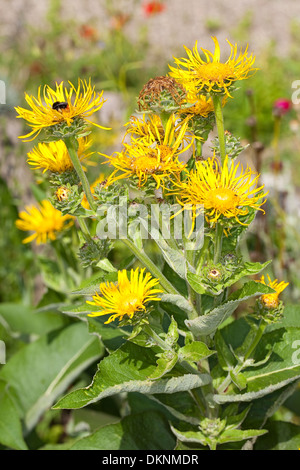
<box><xmin>71</xmin><ymin>270</ymin><xmax>118</xmax><ymax>295</ymax></box>
<box><xmin>217</xmin><ymin>428</ymin><xmax>267</xmax><ymax>445</ymax></box>
<box><xmin>160</xmin><ymin>293</ymin><xmax>195</xmax><ymax>315</ymax></box>
<box><xmin>187</xmin><ymin>261</ymin><xmax>271</xmax><ymax>295</ymax></box>
<box><xmin>148</xmin><ymin>351</ymin><xmax>179</xmax><ymax>380</ymax></box>
<box><xmin>185</xmin><ymin>280</ymin><xmax>275</xmax><ymax>337</ymax></box>
<box><xmin>213</xmin><ymin>328</ymin><xmax>300</xmax><ymax>404</ymax></box>
<box><xmin>171</xmin><ymin>423</ymin><xmax>267</xmax><ymax>449</ymax></box>
<box><xmin>178</xmin><ymin>342</ymin><xmax>215</xmax><ymax>363</ymax></box>
<box><xmin>229</xmin><ymin>371</ymin><xmax>247</xmax><ymax>390</ymax></box>
<box><xmin>254</xmin><ymin>421</ymin><xmax>300</xmax><ymax>450</ymax></box>
<box><xmin>53</xmin><ymin>342</ymin><xmax>211</xmax><ymax>410</ymax></box>
<box><xmin>221</xmin><ymin>261</ymin><xmax>271</xmax><ymax>290</ymax></box>
<box><xmin>0</xmin><ymin>302</ymin><xmax>67</xmax><ymax>338</ymax></box>
<box><xmin>0</xmin><ymin>323</ymin><xmax>103</xmax><ymax>432</ymax></box>
<box><xmin>60</xmin><ymin>302</ymin><xmax>130</xmax><ymax>352</ymax></box>
<box><xmin>154</xmin><ymin>237</ymin><xmax>191</xmax><ymax>280</ymax></box>
<box><xmin>268</xmin><ymin>303</ymin><xmax>300</xmax><ymax>330</ymax></box>
<box><xmin>96</xmin><ymin>258</ymin><xmax>117</xmax><ymax>272</ymax></box>
<box><xmin>69</xmin><ymin>411</ymin><xmax>176</xmax><ymax>450</ymax></box>
<box><xmin>165</xmin><ymin>316</ymin><xmax>179</xmax><ymax>347</ymax></box>
<box><xmin>243</xmin><ymin>381</ymin><xmax>300</xmax><ymax>431</ymax></box>
<box><xmin>0</xmin><ymin>381</ymin><xmax>28</xmax><ymax>450</ymax></box>
<box><xmin>186</xmin><ymin>272</ymin><xmax>207</xmax><ymax>295</ymax></box>
<box><xmin>214</xmin><ymin>329</ymin><xmax>237</xmax><ymax>370</ymax></box>
<box><xmin>170</xmin><ymin>425</ymin><xmax>207</xmax><ymax>447</ymax></box>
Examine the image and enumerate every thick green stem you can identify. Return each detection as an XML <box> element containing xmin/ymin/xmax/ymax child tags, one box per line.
<box><xmin>196</xmin><ymin>235</ymin><xmax>210</xmax><ymax>275</ymax></box>
<box><xmin>64</xmin><ymin>137</ymin><xmax>96</xmax><ymax>212</ymax></box>
<box><xmin>77</xmin><ymin>217</ymin><xmax>92</xmax><ymax>241</ymax></box>
<box><xmin>212</xmin><ymin>94</ymin><xmax>226</xmax><ymax>165</ymax></box>
<box><xmin>121</xmin><ymin>237</ymin><xmax>179</xmax><ymax>295</ymax></box>
<box><xmin>214</xmin><ymin>223</ymin><xmax>223</xmax><ymax>264</ymax></box>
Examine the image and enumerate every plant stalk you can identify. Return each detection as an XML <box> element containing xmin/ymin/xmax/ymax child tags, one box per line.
<box><xmin>121</xmin><ymin>237</ymin><xmax>179</xmax><ymax>295</ymax></box>
<box><xmin>64</xmin><ymin>136</ymin><xmax>96</xmax><ymax>212</ymax></box>
<box><xmin>212</xmin><ymin>94</ymin><xmax>226</xmax><ymax>165</ymax></box>
<box><xmin>214</xmin><ymin>223</ymin><xmax>223</xmax><ymax>264</ymax></box>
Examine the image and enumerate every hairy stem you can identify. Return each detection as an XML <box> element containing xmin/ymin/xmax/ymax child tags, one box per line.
<box><xmin>212</xmin><ymin>94</ymin><xmax>226</xmax><ymax>165</ymax></box>
<box><xmin>64</xmin><ymin>136</ymin><xmax>96</xmax><ymax>212</ymax></box>
<box><xmin>121</xmin><ymin>237</ymin><xmax>179</xmax><ymax>295</ymax></box>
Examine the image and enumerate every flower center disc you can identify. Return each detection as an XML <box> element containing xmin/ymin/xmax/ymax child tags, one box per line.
<box><xmin>118</xmin><ymin>294</ymin><xmax>141</xmax><ymax>315</ymax></box>
<box><xmin>261</xmin><ymin>294</ymin><xmax>279</xmax><ymax>309</ymax></box>
<box><xmin>206</xmin><ymin>188</ymin><xmax>240</xmax><ymax>213</ymax></box>
<box><xmin>199</xmin><ymin>62</ymin><xmax>234</xmax><ymax>82</ymax></box>
<box><xmin>157</xmin><ymin>144</ymin><xmax>172</xmax><ymax>161</ymax></box>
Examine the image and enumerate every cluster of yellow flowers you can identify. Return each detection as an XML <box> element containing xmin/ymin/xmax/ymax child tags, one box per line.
<box><xmin>14</xmin><ymin>37</ymin><xmax>288</xmax><ymax>323</ymax></box>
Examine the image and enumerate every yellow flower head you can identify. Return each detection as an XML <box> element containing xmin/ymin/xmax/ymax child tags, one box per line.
<box><xmin>180</xmin><ymin>90</ymin><xmax>215</xmax><ymax>118</ymax></box>
<box><xmin>15</xmin><ymin>79</ymin><xmax>108</xmax><ymax>141</ymax></box>
<box><xmin>169</xmin><ymin>37</ymin><xmax>257</xmax><ymax>97</ymax></box>
<box><xmin>55</xmin><ymin>186</ymin><xmax>70</xmax><ymax>202</ymax></box>
<box><xmin>106</xmin><ymin>114</ymin><xmax>194</xmax><ymax>188</ymax></box>
<box><xmin>258</xmin><ymin>275</ymin><xmax>289</xmax><ymax>309</ymax></box>
<box><xmin>15</xmin><ymin>200</ymin><xmax>74</xmax><ymax>244</ymax></box>
<box><xmin>171</xmin><ymin>155</ymin><xmax>267</xmax><ymax>230</ymax></box>
<box><xmin>87</xmin><ymin>267</ymin><xmax>163</xmax><ymax>324</ymax></box>
<box><xmin>124</xmin><ymin>113</ymin><xmax>194</xmax><ymax>147</ymax></box>
<box><xmin>27</xmin><ymin>137</ymin><xmax>94</xmax><ymax>173</ymax></box>
<box><xmin>124</xmin><ymin>114</ymin><xmax>165</xmax><ymax>144</ymax></box>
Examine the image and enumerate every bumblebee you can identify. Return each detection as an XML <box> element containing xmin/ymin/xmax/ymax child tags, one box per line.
<box><xmin>52</xmin><ymin>101</ymin><xmax>69</xmax><ymax>111</ymax></box>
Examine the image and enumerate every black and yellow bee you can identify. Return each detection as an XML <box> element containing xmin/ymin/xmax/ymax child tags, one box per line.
<box><xmin>52</xmin><ymin>101</ymin><xmax>69</xmax><ymax>111</ymax></box>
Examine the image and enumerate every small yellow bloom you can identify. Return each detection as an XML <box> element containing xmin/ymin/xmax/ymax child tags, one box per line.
<box><xmin>55</xmin><ymin>186</ymin><xmax>70</xmax><ymax>202</ymax></box>
<box><xmin>169</xmin><ymin>37</ymin><xmax>257</xmax><ymax>97</ymax></box>
<box><xmin>170</xmin><ymin>155</ymin><xmax>267</xmax><ymax>230</ymax></box>
<box><xmin>87</xmin><ymin>267</ymin><xmax>163</xmax><ymax>324</ymax></box>
<box><xmin>15</xmin><ymin>200</ymin><xmax>74</xmax><ymax>244</ymax></box>
<box><xmin>27</xmin><ymin>137</ymin><xmax>94</xmax><ymax>173</ymax></box>
<box><xmin>258</xmin><ymin>275</ymin><xmax>289</xmax><ymax>309</ymax></box>
<box><xmin>15</xmin><ymin>79</ymin><xmax>108</xmax><ymax>141</ymax></box>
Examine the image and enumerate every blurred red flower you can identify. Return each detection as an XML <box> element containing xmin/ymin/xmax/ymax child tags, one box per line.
<box><xmin>79</xmin><ymin>24</ymin><xmax>98</xmax><ymax>41</ymax></box>
<box><xmin>143</xmin><ymin>1</ymin><xmax>166</xmax><ymax>16</ymax></box>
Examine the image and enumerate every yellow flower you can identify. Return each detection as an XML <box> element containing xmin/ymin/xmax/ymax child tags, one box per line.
<box><xmin>170</xmin><ymin>155</ymin><xmax>267</xmax><ymax>229</ymax></box>
<box><xmin>55</xmin><ymin>187</ymin><xmax>70</xmax><ymax>202</ymax></box>
<box><xmin>124</xmin><ymin>113</ymin><xmax>194</xmax><ymax>147</ymax></box>
<box><xmin>15</xmin><ymin>200</ymin><xmax>74</xmax><ymax>244</ymax></box>
<box><xmin>27</xmin><ymin>137</ymin><xmax>94</xmax><ymax>173</ymax></box>
<box><xmin>257</xmin><ymin>275</ymin><xmax>289</xmax><ymax>309</ymax></box>
<box><xmin>15</xmin><ymin>79</ymin><xmax>108</xmax><ymax>141</ymax></box>
<box><xmin>87</xmin><ymin>267</ymin><xmax>163</xmax><ymax>324</ymax></box>
<box><xmin>106</xmin><ymin>114</ymin><xmax>194</xmax><ymax>188</ymax></box>
<box><xmin>180</xmin><ymin>90</ymin><xmax>215</xmax><ymax>118</ymax></box>
<box><xmin>169</xmin><ymin>37</ymin><xmax>257</xmax><ymax>97</ymax></box>
<box><xmin>176</xmin><ymin>82</ymin><xmax>227</xmax><ymax>118</ymax></box>
<box><xmin>124</xmin><ymin>114</ymin><xmax>165</xmax><ymax>144</ymax></box>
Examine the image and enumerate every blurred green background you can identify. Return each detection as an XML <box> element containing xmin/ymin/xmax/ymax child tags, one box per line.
<box><xmin>1</xmin><ymin>0</ymin><xmax>300</xmax><ymax>304</ymax></box>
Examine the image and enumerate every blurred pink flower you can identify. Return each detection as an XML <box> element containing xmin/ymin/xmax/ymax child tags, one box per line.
<box><xmin>273</xmin><ymin>98</ymin><xmax>292</xmax><ymax>116</ymax></box>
